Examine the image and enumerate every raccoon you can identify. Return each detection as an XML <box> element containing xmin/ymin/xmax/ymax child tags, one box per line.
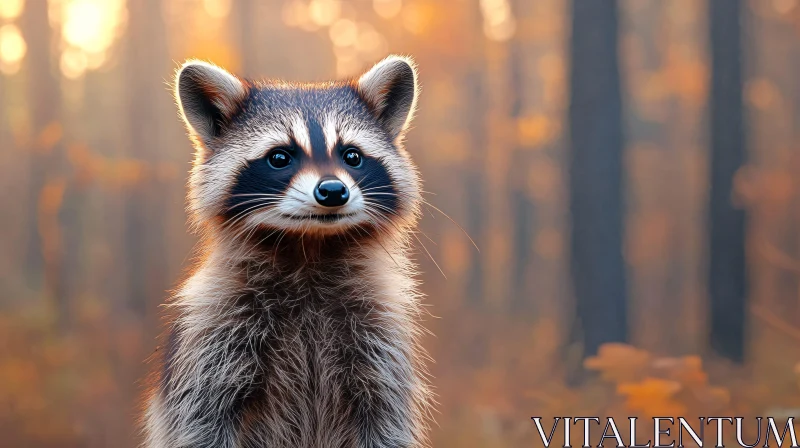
<box><xmin>142</xmin><ymin>55</ymin><xmax>432</xmax><ymax>448</ymax></box>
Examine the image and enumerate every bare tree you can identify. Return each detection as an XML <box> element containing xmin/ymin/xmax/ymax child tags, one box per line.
<box><xmin>568</xmin><ymin>0</ymin><xmax>628</xmax><ymax>358</ymax></box>
<box><xmin>123</xmin><ymin>0</ymin><xmax>169</xmax><ymax>316</ymax></box>
<box><xmin>464</xmin><ymin>0</ymin><xmax>488</xmax><ymax>307</ymax></box>
<box><xmin>507</xmin><ymin>0</ymin><xmax>535</xmax><ymax>313</ymax></box>
<box><xmin>708</xmin><ymin>0</ymin><xmax>747</xmax><ymax>362</ymax></box>
<box><xmin>22</xmin><ymin>0</ymin><xmax>69</xmax><ymax>325</ymax></box>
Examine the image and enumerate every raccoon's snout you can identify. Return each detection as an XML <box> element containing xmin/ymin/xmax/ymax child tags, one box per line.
<box><xmin>314</xmin><ymin>177</ymin><xmax>350</xmax><ymax>207</ymax></box>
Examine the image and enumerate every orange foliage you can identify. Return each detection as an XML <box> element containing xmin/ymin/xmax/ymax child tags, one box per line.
<box><xmin>37</xmin><ymin>178</ymin><xmax>66</xmax><ymax>265</ymax></box>
<box><xmin>516</xmin><ymin>114</ymin><xmax>559</xmax><ymax>148</ymax></box>
<box><xmin>0</xmin><ymin>301</ymin><xmax>149</xmax><ymax>447</ymax></box>
<box><xmin>67</xmin><ymin>143</ymin><xmax>178</xmax><ymax>189</ymax></box>
<box><xmin>585</xmin><ymin>344</ymin><xmax>731</xmax><ymax>417</ymax></box>
<box><xmin>617</xmin><ymin>378</ymin><xmax>685</xmax><ymax>416</ymax></box>
<box><xmin>34</xmin><ymin>121</ymin><xmax>63</xmax><ymax>154</ymax></box>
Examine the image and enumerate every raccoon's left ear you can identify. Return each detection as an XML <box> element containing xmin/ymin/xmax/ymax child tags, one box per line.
<box><xmin>357</xmin><ymin>55</ymin><xmax>419</xmax><ymax>140</ymax></box>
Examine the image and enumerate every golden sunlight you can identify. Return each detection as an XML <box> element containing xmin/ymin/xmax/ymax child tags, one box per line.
<box><xmin>329</xmin><ymin>19</ymin><xmax>357</xmax><ymax>47</ymax></box>
<box><xmin>373</xmin><ymin>0</ymin><xmax>401</xmax><ymax>19</ymax></box>
<box><xmin>281</xmin><ymin>0</ymin><xmax>390</xmax><ymax>78</ymax></box>
<box><xmin>308</xmin><ymin>0</ymin><xmax>341</xmax><ymax>27</ymax></box>
<box><xmin>480</xmin><ymin>0</ymin><xmax>516</xmax><ymax>42</ymax></box>
<box><xmin>60</xmin><ymin>47</ymin><xmax>87</xmax><ymax>79</ymax></box>
<box><xmin>772</xmin><ymin>0</ymin><xmax>798</xmax><ymax>15</ymax></box>
<box><xmin>354</xmin><ymin>22</ymin><xmax>386</xmax><ymax>59</ymax></box>
<box><xmin>0</xmin><ymin>23</ymin><xmax>26</xmax><ymax>74</ymax></box>
<box><xmin>57</xmin><ymin>0</ymin><xmax>127</xmax><ymax>78</ymax></box>
<box><xmin>0</xmin><ymin>0</ymin><xmax>24</xmax><ymax>20</ymax></box>
<box><xmin>203</xmin><ymin>0</ymin><xmax>231</xmax><ymax>19</ymax></box>
<box><xmin>334</xmin><ymin>46</ymin><xmax>359</xmax><ymax>77</ymax></box>
<box><xmin>282</xmin><ymin>1</ymin><xmax>317</xmax><ymax>31</ymax></box>
<box><xmin>330</xmin><ymin>19</ymin><xmax>388</xmax><ymax>76</ymax></box>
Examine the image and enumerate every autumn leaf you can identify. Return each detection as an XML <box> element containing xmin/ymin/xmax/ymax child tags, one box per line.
<box><xmin>618</xmin><ymin>377</ymin><xmax>686</xmax><ymax>416</ymax></box>
<box><xmin>585</xmin><ymin>343</ymin><xmax>651</xmax><ymax>383</ymax></box>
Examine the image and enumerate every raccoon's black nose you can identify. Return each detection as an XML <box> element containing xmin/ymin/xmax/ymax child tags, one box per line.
<box><xmin>314</xmin><ymin>177</ymin><xmax>350</xmax><ymax>207</ymax></box>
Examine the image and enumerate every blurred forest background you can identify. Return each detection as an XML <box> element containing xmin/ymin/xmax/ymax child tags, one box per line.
<box><xmin>1</xmin><ymin>0</ymin><xmax>799</xmax><ymax>446</ymax></box>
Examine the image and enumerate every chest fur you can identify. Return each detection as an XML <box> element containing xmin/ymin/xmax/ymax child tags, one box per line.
<box><xmin>160</xmin><ymin>262</ymin><xmax>415</xmax><ymax>446</ymax></box>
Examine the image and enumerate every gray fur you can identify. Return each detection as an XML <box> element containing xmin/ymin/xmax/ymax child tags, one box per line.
<box><xmin>142</xmin><ymin>56</ymin><xmax>432</xmax><ymax>448</ymax></box>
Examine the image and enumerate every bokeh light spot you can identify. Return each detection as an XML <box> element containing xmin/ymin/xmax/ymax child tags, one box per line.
<box><xmin>480</xmin><ymin>0</ymin><xmax>516</xmax><ymax>41</ymax></box>
<box><xmin>203</xmin><ymin>0</ymin><xmax>232</xmax><ymax>19</ymax></box>
<box><xmin>60</xmin><ymin>47</ymin><xmax>88</xmax><ymax>80</ymax></box>
<box><xmin>0</xmin><ymin>0</ymin><xmax>24</xmax><ymax>20</ymax></box>
<box><xmin>58</xmin><ymin>0</ymin><xmax>127</xmax><ymax>78</ymax></box>
<box><xmin>0</xmin><ymin>24</ymin><xmax>26</xmax><ymax>75</ymax></box>
<box><xmin>329</xmin><ymin>19</ymin><xmax>357</xmax><ymax>47</ymax></box>
<box><xmin>308</xmin><ymin>0</ymin><xmax>340</xmax><ymax>27</ymax></box>
<box><xmin>373</xmin><ymin>0</ymin><xmax>402</xmax><ymax>19</ymax></box>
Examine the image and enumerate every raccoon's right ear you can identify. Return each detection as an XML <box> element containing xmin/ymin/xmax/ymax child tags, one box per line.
<box><xmin>357</xmin><ymin>55</ymin><xmax>419</xmax><ymax>141</ymax></box>
<box><xmin>174</xmin><ymin>60</ymin><xmax>248</xmax><ymax>144</ymax></box>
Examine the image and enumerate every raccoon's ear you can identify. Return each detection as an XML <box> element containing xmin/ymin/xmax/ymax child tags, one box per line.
<box><xmin>174</xmin><ymin>60</ymin><xmax>248</xmax><ymax>144</ymax></box>
<box><xmin>357</xmin><ymin>55</ymin><xmax>419</xmax><ymax>140</ymax></box>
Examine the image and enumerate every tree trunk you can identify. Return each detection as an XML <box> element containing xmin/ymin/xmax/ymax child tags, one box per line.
<box><xmin>507</xmin><ymin>4</ymin><xmax>535</xmax><ymax>313</ymax></box>
<box><xmin>568</xmin><ymin>0</ymin><xmax>628</xmax><ymax>357</ymax></box>
<box><xmin>123</xmin><ymin>0</ymin><xmax>169</xmax><ymax>317</ymax></box>
<box><xmin>22</xmin><ymin>0</ymin><xmax>69</xmax><ymax>326</ymax></box>
<box><xmin>708</xmin><ymin>0</ymin><xmax>747</xmax><ymax>362</ymax></box>
<box><xmin>464</xmin><ymin>0</ymin><xmax>487</xmax><ymax>307</ymax></box>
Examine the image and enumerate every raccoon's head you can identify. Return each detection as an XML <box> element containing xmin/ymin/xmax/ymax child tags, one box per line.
<box><xmin>175</xmin><ymin>55</ymin><xmax>421</xmax><ymax>241</ymax></box>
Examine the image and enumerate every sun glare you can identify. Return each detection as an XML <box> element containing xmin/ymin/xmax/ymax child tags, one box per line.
<box><xmin>480</xmin><ymin>0</ymin><xmax>516</xmax><ymax>42</ymax></box>
<box><xmin>373</xmin><ymin>0</ymin><xmax>401</xmax><ymax>19</ymax></box>
<box><xmin>203</xmin><ymin>0</ymin><xmax>231</xmax><ymax>19</ymax></box>
<box><xmin>60</xmin><ymin>47</ymin><xmax>87</xmax><ymax>79</ymax></box>
<box><xmin>57</xmin><ymin>0</ymin><xmax>127</xmax><ymax>78</ymax></box>
<box><xmin>0</xmin><ymin>0</ymin><xmax>24</xmax><ymax>20</ymax></box>
<box><xmin>308</xmin><ymin>0</ymin><xmax>341</xmax><ymax>27</ymax></box>
<box><xmin>0</xmin><ymin>23</ymin><xmax>26</xmax><ymax>74</ymax></box>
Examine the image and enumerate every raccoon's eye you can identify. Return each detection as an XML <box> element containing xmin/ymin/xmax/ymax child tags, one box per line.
<box><xmin>267</xmin><ymin>149</ymin><xmax>292</xmax><ymax>169</ymax></box>
<box><xmin>343</xmin><ymin>148</ymin><xmax>363</xmax><ymax>168</ymax></box>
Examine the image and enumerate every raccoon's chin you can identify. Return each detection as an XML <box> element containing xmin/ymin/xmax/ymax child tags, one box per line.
<box><xmin>279</xmin><ymin>212</ymin><xmax>358</xmax><ymax>223</ymax></box>
<box><xmin>241</xmin><ymin>210</ymin><xmax>374</xmax><ymax>236</ymax></box>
